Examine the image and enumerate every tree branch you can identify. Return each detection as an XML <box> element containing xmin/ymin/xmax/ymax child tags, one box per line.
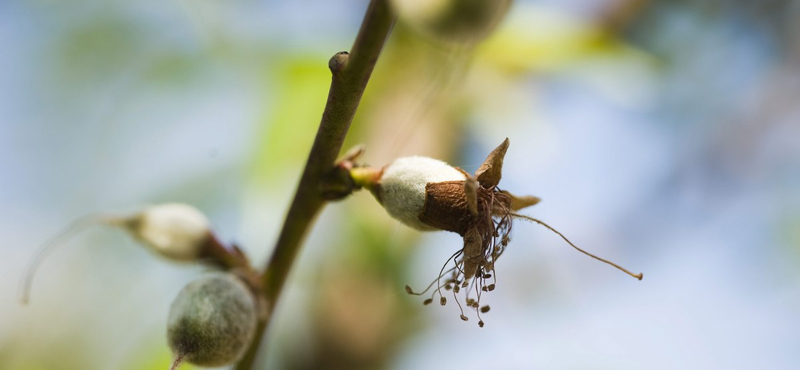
<box><xmin>234</xmin><ymin>1</ymin><xmax>395</xmax><ymax>369</ymax></box>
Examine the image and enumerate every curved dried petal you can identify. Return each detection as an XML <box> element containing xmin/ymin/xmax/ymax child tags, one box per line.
<box><xmin>502</xmin><ymin>191</ymin><xmax>541</xmax><ymax>211</ymax></box>
<box><xmin>462</xmin><ymin>227</ymin><xmax>483</xmax><ymax>280</ymax></box>
<box><xmin>464</xmin><ymin>177</ymin><xmax>479</xmax><ymax>216</ymax></box>
<box><xmin>475</xmin><ymin>138</ymin><xmax>510</xmax><ymax>187</ymax></box>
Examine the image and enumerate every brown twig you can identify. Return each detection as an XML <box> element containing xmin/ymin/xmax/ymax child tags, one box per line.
<box><xmin>233</xmin><ymin>1</ymin><xmax>395</xmax><ymax>369</ymax></box>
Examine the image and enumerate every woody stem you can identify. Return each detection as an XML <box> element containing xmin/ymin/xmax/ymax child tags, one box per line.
<box><xmin>233</xmin><ymin>1</ymin><xmax>395</xmax><ymax>369</ymax></box>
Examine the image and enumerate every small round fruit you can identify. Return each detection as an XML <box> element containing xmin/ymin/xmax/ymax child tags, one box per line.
<box><xmin>167</xmin><ymin>272</ymin><xmax>258</xmax><ymax>367</ymax></box>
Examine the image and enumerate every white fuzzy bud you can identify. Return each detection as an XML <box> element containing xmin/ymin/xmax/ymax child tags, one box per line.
<box><xmin>125</xmin><ymin>203</ymin><xmax>211</xmax><ymax>261</ymax></box>
<box><xmin>379</xmin><ymin>156</ymin><xmax>466</xmax><ymax>230</ymax></box>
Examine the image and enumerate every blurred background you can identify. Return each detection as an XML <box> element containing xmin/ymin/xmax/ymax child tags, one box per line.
<box><xmin>2</xmin><ymin>0</ymin><xmax>800</xmax><ymax>369</ymax></box>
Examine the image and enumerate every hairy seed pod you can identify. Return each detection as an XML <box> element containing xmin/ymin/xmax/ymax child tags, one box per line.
<box><xmin>124</xmin><ymin>203</ymin><xmax>211</xmax><ymax>261</ymax></box>
<box><xmin>167</xmin><ymin>272</ymin><xmax>258</xmax><ymax>367</ymax></box>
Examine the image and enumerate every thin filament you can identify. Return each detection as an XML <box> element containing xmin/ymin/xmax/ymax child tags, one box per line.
<box><xmin>19</xmin><ymin>213</ymin><xmax>123</xmax><ymax>304</ymax></box>
<box><xmin>433</xmin><ymin>250</ymin><xmax>463</xmax><ymax>299</ymax></box>
<box><xmin>407</xmin><ymin>266</ymin><xmax>457</xmax><ymax>296</ymax></box>
<box><xmin>511</xmin><ymin>213</ymin><xmax>643</xmax><ymax>280</ymax></box>
<box><xmin>407</xmin><ymin>250</ymin><xmax>461</xmax><ymax>296</ymax></box>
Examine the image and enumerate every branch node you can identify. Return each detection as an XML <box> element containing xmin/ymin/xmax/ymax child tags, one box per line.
<box><xmin>329</xmin><ymin>51</ymin><xmax>350</xmax><ymax>75</ymax></box>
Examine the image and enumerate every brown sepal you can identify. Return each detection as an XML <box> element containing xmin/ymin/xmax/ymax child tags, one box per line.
<box><xmin>464</xmin><ymin>177</ymin><xmax>480</xmax><ymax>216</ymax></box>
<box><xmin>461</xmin><ymin>227</ymin><xmax>483</xmax><ymax>280</ymax></box>
<box><xmin>474</xmin><ymin>138</ymin><xmax>510</xmax><ymax>188</ymax></box>
<box><xmin>453</xmin><ymin>167</ymin><xmax>479</xmax><ymax>216</ymax></box>
<box><xmin>501</xmin><ymin>190</ymin><xmax>540</xmax><ymax>211</ymax></box>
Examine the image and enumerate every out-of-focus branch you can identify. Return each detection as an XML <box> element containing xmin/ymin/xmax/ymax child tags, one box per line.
<box><xmin>234</xmin><ymin>1</ymin><xmax>395</xmax><ymax>369</ymax></box>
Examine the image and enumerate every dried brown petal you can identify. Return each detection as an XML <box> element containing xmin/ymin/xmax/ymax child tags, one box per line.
<box><xmin>501</xmin><ymin>191</ymin><xmax>541</xmax><ymax>211</ymax></box>
<box><xmin>464</xmin><ymin>176</ymin><xmax>480</xmax><ymax>216</ymax></box>
<box><xmin>462</xmin><ymin>227</ymin><xmax>483</xmax><ymax>280</ymax></box>
<box><xmin>474</xmin><ymin>138</ymin><xmax>510</xmax><ymax>187</ymax></box>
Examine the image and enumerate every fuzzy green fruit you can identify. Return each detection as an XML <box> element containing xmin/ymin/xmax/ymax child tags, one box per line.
<box><xmin>167</xmin><ymin>272</ymin><xmax>258</xmax><ymax>367</ymax></box>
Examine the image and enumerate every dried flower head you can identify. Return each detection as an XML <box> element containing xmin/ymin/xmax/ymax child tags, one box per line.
<box><xmin>352</xmin><ymin>138</ymin><xmax>642</xmax><ymax>326</ymax></box>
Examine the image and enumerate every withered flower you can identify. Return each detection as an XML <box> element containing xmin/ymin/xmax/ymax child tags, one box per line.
<box><xmin>351</xmin><ymin>139</ymin><xmax>642</xmax><ymax>326</ymax></box>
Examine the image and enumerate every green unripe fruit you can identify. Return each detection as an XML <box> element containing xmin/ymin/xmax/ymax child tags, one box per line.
<box><xmin>167</xmin><ymin>272</ymin><xmax>258</xmax><ymax>367</ymax></box>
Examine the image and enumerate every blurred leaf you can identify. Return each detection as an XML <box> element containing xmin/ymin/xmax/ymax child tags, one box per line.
<box><xmin>55</xmin><ymin>17</ymin><xmax>142</xmax><ymax>84</ymax></box>
<box><xmin>142</xmin><ymin>54</ymin><xmax>203</xmax><ymax>87</ymax></box>
<box><xmin>476</xmin><ymin>6</ymin><xmax>652</xmax><ymax>75</ymax></box>
<box><xmin>250</xmin><ymin>55</ymin><xmax>331</xmax><ymax>183</ymax></box>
